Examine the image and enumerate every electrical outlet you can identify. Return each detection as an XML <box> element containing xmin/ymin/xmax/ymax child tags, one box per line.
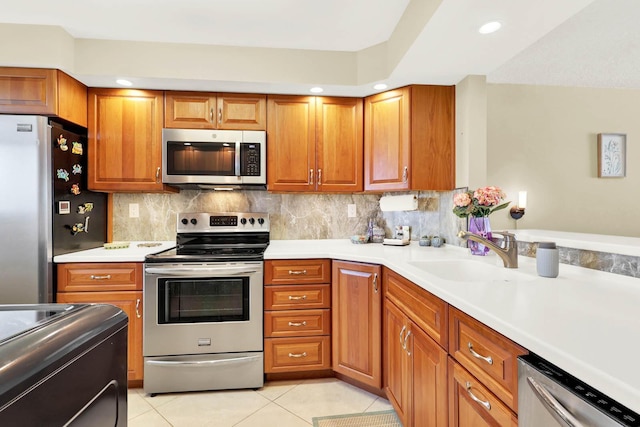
<box><xmin>347</xmin><ymin>204</ymin><xmax>357</xmax><ymax>218</ymax></box>
<box><xmin>129</xmin><ymin>203</ymin><xmax>139</xmax><ymax>218</ymax></box>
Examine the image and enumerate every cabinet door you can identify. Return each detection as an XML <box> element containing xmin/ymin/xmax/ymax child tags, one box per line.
<box><xmin>332</xmin><ymin>261</ymin><xmax>381</xmax><ymax>388</ymax></box>
<box><xmin>88</xmin><ymin>88</ymin><xmax>170</xmax><ymax>192</ymax></box>
<box><xmin>364</xmin><ymin>87</ymin><xmax>410</xmax><ymax>191</ymax></box>
<box><xmin>449</xmin><ymin>359</ymin><xmax>518</xmax><ymax>427</ymax></box>
<box><xmin>383</xmin><ymin>300</ymin><xmax>410</xmax><ymax>427</ymax></box>
<box><xmin>0</xmin><ymin>67</ymin><xmax>56</xmax><ymax>115</ymax></box>
<box><xmin>217</xmin><ymin>93</ymin><xmax>266</xmax><ymax>130</ymax></box>
<box><xmin>266</xmin><ymin>95</ymin><xmax>316</xmax><ymax>191</ymax></box>
<box><xmin>57</xmin><ymin>291</ymin><xmax>144</xmax><ymax>382</ymax></box>
<box><xmin>410</xmin><ymin>323</ymin><xmax>448</xmax><ymax>427</ymax></box>
<box><xmin>164</xmin><ymin>91</ymin><xmax>216</xmax><ymax>129</ymax></box>
<box><xmin>316</xmin><ymin>97</ymin><xmax>363</xmax><ymax>192</ymax></box>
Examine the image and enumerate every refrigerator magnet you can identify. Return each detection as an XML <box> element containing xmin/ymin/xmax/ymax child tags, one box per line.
<box><xmin>56</xmin><ymin>169</ymin><xmax>70</xmax><ymax>182</ymax></box>
<box><xmin>77</xmin><ymin>202</ymin><xmax>93</xmax><ymax>214</ymax></box>
<box><xmin>58</xmin><ymin>201</ymin><xmax>71</xmax><ymax>215</ymax></box>
<box><xmin>71</xmin><ymin>141</ymin><xmax>83</xmax><ymax>155</ymax></box>
<box><xmin>57</xmin><ymin>134</ymin><xmax>68</xmax><ymax>151</ymax></box>
<box><xmin>72</xmin><ymin>164</ymin><xmax>82</xmax><ymax>175</ymax></box>
<box><xmin>70</xmin><ymin>184</ymin><xmax>81</xmax><ymax>195</ymax></box>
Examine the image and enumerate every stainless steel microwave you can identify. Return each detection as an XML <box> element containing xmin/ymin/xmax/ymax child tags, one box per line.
<box><xmin>162</xmin><ymin>129</ymin><xmax>266</xmax><ymax>189</ymax></box>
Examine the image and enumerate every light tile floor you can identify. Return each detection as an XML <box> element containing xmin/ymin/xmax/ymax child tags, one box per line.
<box><xmin>128</xmin><ymin>378</ymin><xmax>394</xmax><ymax>427</ymax></box>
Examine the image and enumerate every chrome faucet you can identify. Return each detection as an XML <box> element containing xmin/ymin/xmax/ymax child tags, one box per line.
<box><xmin>457</xmin><ymin>230</ymin><xmax>519</xmax><ymax>268</ymax></box>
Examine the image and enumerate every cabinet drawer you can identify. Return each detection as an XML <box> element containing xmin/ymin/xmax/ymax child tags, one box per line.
<box><xmin>265</xmin><ymin>309</ymin><xmax>330</xmax><ymax>337</ymax></box>
<box><xmin>264</xmin><ymin>336</ymin><xmax>331</xmax><ymax>373</ymax></box>
<box><xmin>57</xmin><ymin>263</ymin><xmax>143</xmax><ymax>292</ymax></box>
<box><xmin>265</xmin><ymin>284</ymin><xmax>331</xmax><ymax>310</ymax></box>
<box><xmin>384</xmin><ymin>268</ymin><xmax>448</xmax><ymax>349</ymax></box>
<box><xmin>449</xmin><ymin>306</ymin><xmax>527</xmax><ymax>412</ymax></box>
<box><xmin>265</xmin><ymin>259</ymin><xmax>331</xmax><ymax>284</ymax></box>
<box><xmin>449</xmin><ymin>359</ymin><xmax>517</xmax><ymax>427</ymax></box>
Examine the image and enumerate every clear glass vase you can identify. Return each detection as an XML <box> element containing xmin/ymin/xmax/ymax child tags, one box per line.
<box><xmin>468</xmin><ymin>216</ymin><xmax>492</xmax><ymax>256</ymax></box>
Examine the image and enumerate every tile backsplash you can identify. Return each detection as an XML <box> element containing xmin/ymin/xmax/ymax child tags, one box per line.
<box><xmin>112</xmin><ymin>190</ymin><xmax>467</xmax><ymax>245</ymax></box>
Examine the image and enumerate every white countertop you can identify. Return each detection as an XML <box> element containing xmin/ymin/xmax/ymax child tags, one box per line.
<box><xmin>265</xmin><ymin>239</ymin><xmax>640</xmax><ymax>413</ymax></box>
<box><xmin>53</xmin><ymin>241</ymin><xmax>175</xmax><ymax>263</ymax></box>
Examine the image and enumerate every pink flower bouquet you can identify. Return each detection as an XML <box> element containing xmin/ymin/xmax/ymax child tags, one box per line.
<box><xmin>452</xmin><ymin>186</ymin><xmax>509</xmax><ymax>218</ymax></box>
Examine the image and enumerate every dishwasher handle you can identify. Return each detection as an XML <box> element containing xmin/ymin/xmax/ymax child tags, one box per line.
<box><xmin>527</xmin><ymin>376</ymin><xmax>585</xmax><ymax>427</ymax></box>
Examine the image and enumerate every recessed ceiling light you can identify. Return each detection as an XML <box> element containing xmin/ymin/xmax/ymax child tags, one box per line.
<box><xmin>373</xmin><ymin>83</ymin><xmax>388</xmax><ymax>90</ymax></box>
<box><xmin>479</xmin><ymin>21</ymin><xmax>502</xmax><ymax>34</ymax></box>
<box><xmin>310</xmin><ymin>87</ymin><xmax>323</xmax><ymax>93</ymax></box>
<box><xmin>116</xmin><ymin>79</ymin><xmax>133</xmax><ymax>86</ymax></box>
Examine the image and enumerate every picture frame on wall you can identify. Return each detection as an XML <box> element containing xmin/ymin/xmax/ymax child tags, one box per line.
<box><xmin>597</xmin><ymin>133</ymin><xmax>626</xmax><ymax>178</ymax></box>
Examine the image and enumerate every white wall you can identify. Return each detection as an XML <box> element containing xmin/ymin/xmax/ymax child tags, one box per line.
<box><xmin>487</xmin><ymin>84</ymin><xmax>640</xmax><ymax>237</ymax></box>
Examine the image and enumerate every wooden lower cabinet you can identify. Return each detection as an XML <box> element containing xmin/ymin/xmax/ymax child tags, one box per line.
<box><xmin>264</xmin><ymin>336</ymin><xmax>331</xmax><ymax>373</ymax></box>
<box><xmin>56</xmin><ymin>263</ymin><xmax>144</xmax><ymax>384</ymax></box>
<box><xmin>332</xmin><ymin>261</ymin><xmax>382</xmax><ymax>388</ymax></box>
<box><xmin>57</xmin><ymin>290</ymin><xmax>143</xmax><ymax>382</ymax></box>
<box><xmin>384</xmin><ymin>299</ymin><xmax>448</xmax><ymax>427</ymax></box>
<box><xmin>449</xmin><ymin>359</ymin><xmax>518</xmax><ymax>427</ymax></box>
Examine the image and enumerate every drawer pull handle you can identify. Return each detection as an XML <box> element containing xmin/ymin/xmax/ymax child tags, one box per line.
<box><xmin>399</xmin><ymin>325</ymin><xmax>407</xmax><ymax>349</ymax></box>
<box><xmin>288</xmin><ymin>269</ymin><xmax>307</xmax><ymax>275</ymax></box>
<box><xmin>135</xmin><ymin>298</ymin><xmax>141</xmax><ymax>319</ymax></box>
<box><xmin>288</xmin><ymin>352</ymin><xmax>307</xmax><ymax>358</ymax></box>
<box><xmin>404</xmin><ymin>330</ymin><xmax>412</xmax><ymax>356</ymax></box>
<box><xmin>288</xmin><ymin>321</ymin><xmax>307</xmax><ymax>327</ymax></box>
<box><xmin>90</xmin><ymin>274</ymin><xmax>111</xmax><ymax>280</ymax></box>
<box><xmin>468</xmin><ymin>342</ymin><xmax>493</xmax><ymax>365</ymax></box>
<box><xmin>466</xmin><ymin>381</ymin><xmax>491</xmax><ymax>411</ymax></box>
<box><xmin>288</xmin><ymin>295</ymin><xmax>307</xmax><ymax>301</ymax></box>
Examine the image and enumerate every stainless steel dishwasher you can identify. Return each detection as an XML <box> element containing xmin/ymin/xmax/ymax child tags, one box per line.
<box><xmin>518</xmin><ymin>353</ymin><xmax>639</xmax><ymax>427</ymax></box>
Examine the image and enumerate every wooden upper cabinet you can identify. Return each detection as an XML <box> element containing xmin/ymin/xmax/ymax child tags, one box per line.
<box><xmin>0</xmin><ymin>67</ymin><xmax>88</xmax><ymax>127</ymax></box>
<box><xmin>316</xmin><ymin>97</ymin><xmax>363</xmax><ymax>192</ymax></box>
<box><xmin>267</xmin><ymin>95</ymin><xmax>317</xmax><ymax>192</ymax></box>
<box><xmin>267</xmin><ymin>95</ymin><xmax>363</xmax><ymax>192</ymax></box>
<box><xmin>164</xmin><ymin>91</ymin><xmax>266</xmax><ymax>130</ymax></box>
<box><xmin>364</xmin><ymin>85</ymin><xmax>455</xmax><ymax>192</ymax></box>
<box><xmin>88</xmin><ymin>88</ymin><xmax>174</xmax><ymax>192</ymax></box>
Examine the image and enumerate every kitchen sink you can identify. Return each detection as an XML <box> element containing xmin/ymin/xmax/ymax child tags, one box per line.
<box><xmin>407</xmin><ymin>259</ymin><xmax>535</xmax><ymax>283</ymax></box>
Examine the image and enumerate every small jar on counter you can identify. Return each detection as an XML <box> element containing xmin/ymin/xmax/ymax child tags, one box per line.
<box><xmin>371</xmin><ymin>227</ymin><xmax>385</xmax><ymax>243</ymax></box>
<box><xmin>536</xmin><ymin>242</ymin><xmax>559</xmax><ymax>278</ymax></box>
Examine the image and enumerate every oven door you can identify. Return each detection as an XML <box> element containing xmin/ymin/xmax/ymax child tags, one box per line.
<box><xmin>143</xmin><ymin>262</ymin><xmax>263</xmax><ymax>357</ymax></box>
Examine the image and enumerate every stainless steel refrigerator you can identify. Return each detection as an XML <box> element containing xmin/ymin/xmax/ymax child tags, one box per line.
<box><xmin>0</xmin><ymin>115</ymin><xmax>107</xmax><ymax>303</ymax></box>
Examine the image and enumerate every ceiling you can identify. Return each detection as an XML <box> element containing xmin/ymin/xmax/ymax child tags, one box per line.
<box><xmin>3</xmin><ymin>0</ymin><xmax>635</xmax><ymax>96</ymax></box>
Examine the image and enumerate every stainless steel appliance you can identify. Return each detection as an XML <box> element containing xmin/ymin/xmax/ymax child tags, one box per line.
<box><xmin>0</xmin><ymin>115</ymin><xmax>107</xmax><ymax>303</ymax></box>
<box><xmin>143</xmin><ymin>212</ymin><xmax>270</xmax><ymax>395</ymax></box>
<box><xmin>0</xmin><ymin>303</ymin><xmax>127</xmax><ymax>425</ymax></box>
<box><xmin>162</xmin><ymin>128</ymin><xmax>266</xmax><ymax>189</ymax></box>
<box><xmin>518</xmin><ymin>353</ymin><xmax>640</xmax><ymax>426</ymax></box>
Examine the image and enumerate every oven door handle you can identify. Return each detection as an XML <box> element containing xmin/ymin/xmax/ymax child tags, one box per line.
<box><xmin>527</xmin><ymin>376</ymin><xmax>585</xmax><ymax>427</ymax></box>
<box><xmin>147</xmin><ymin>355</ymin><xmax>262</xmax><ymax>368</ymax></box>
<box><xmin>145</xmin><ymin>266</ymin><xmax>258</xmax><ymax>276</ymax></box>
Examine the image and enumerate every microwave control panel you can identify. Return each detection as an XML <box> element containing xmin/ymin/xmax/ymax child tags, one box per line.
<box><xmin>240</xmin><ymin>143</ymin><xmax>261</xmax><ymax>176</ymax></box>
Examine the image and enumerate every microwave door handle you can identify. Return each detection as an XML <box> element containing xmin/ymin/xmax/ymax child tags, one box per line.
<box><xmin>145</xmin><ymin>267</ymin><xmax>258</xmax><ymax>276</ymax></box>
<box><xmin>526</xmin><ymin>376</ymin><xmax>585</xmax><ymax>427</ymax></box>
<box><xmin>235</xmin><ymin>141</ymin><xmax>241</xmax><ymax>177</ymax></box>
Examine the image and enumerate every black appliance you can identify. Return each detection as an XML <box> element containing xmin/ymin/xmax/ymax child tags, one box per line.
<box><xmin>0</xmin><ymin>304</ymin><xmax>128</xmax><ymax>426</ymax></box>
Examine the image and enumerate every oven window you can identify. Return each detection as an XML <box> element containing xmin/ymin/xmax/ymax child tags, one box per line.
<box><xmin>157</xmin><ymin>277</ymin><xmax>249</xmax><ymax>323</ymax></box>
<box><xmin>166</xmin><ymin>141</ymin><xmax>236</xmax><ymax>176</ymax></box>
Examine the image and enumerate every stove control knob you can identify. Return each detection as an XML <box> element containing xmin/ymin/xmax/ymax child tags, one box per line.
<box><xmin>240</xmin><ymin>218</ymin><xmax>247</xmax><ymax>225</ymax></box>
<box><xmin>181</xmin><ymin>218</ymin><xmax>188</xmax><ymax>225</ymax></box>
<box><xmin>190</xmin><ymin>218</ymin><xmax>198</xmax><ymax>225</ymax></box>
<box><xmin>249</xmin><ymin>218</ymin><xmax>255</xmax><ymax>225</ymax></box>
<box><xmin>258</xmin><ymin>218</ymin><xmax>265</xmax><ymax>225</ymax></box>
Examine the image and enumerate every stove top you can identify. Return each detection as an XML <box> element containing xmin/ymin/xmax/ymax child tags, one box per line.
<box><xmin>146</xmin><ymin>212</ymin><xmax>270</xmax><ymax>263</ymax></box>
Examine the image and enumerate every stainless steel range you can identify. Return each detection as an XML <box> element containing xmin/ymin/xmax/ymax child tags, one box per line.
<box><xmin>143</xmin><ymin>212</ymin><xmax>269</xmax><ymax>395</ymax></box>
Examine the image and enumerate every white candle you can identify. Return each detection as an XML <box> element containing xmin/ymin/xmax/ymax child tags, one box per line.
<box><xmin>518</xmin><ymin>191</ymin><xmax>527</xmax><ymax>209</ymax></box>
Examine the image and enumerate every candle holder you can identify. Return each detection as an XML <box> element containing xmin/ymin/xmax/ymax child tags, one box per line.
<box><xmin>509</xmin><ymin>206</ymin><xmax>525</xmax><ymax>220</ymax></box>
